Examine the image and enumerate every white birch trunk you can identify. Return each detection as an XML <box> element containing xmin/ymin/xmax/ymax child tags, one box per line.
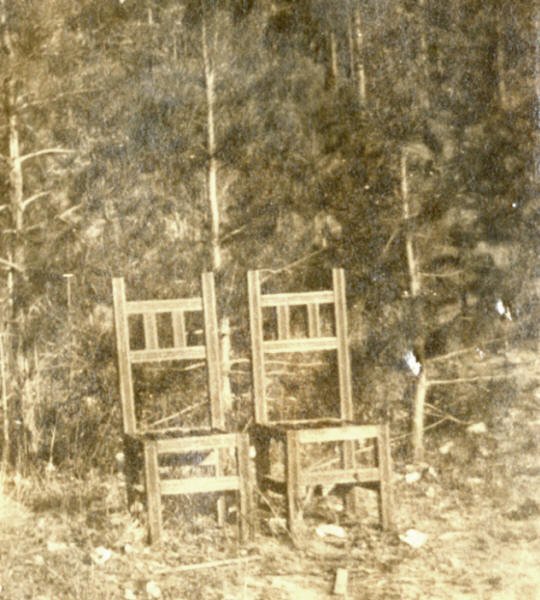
<box><xmin>330</xmin><ymin>31</ymin><xmax>339</xmax><ymax>83</ymax></box>
<box><xmin>401</xmin><ymin>150</ymin><xmax>427</xmax><ymax>462</ymax></box>
<box><xmin>417</xmin><ymin>0</ymin><xmax>430</xmax><ymax>111</ymax></box>
<box><xmin>0</xmin><ymin>334</ymin><xmax>9</xmax><ymax>474</ymax></box>
<box><xmin>201</xmin><ymin>18</ymin><xmax>232</xmax><ymax>411</ymax></box>
<box><xmin>353</xmin><ymin>5</ymin><xmax>367</xmax><ymax>105</ymax></box>
<box><xmin>496</xmin><ymin>13</ymin><xmax>508</xmax><ymax>109</ymax></box>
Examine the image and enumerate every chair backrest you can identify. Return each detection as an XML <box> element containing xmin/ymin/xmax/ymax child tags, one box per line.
<box><xmin>112</xmin><ymin>272</ymin><xmax>223</xmax><ymax>435</ymax></box>
<box><xmin>247</xmin><ymin>268</ymin><xmax>353</xmax><ymax>424</ymax></box>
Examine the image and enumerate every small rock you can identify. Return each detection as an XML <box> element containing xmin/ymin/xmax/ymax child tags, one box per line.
<box><xmin>316</xmin><ymin>524</ymin><xmax>347</xmax><ymax>539</ymax></box>
<box><xmin>124</xmin><ymin>589</ymin><xmax>137</xmax><ymax>600</ymax></box>
<box><xmin>91</xmin><ymin>546</ymin><xmax>113</xmax><ymax>566</ymax></box>
<box><xmin>33</xmin><ymin>554</ymin><xmax>45</xmax><ymax>566</ymax></box>
<box><xmin>425</xmin><ymin>486</ymin><xmax>436</xmax><ymax>499</ymax></box>
<box><xmin>46</xmin><ymin>541</ymin><xmax>69</xmax><ymax>553</ymax></box>
<box><xmin>467</xmin><ymin>422</ymin><xmax>487</xmax><ymax>434</ymax></box>
<box><xmin>439</xmin><ymin>441</ymin><xmax>454</xmax><ymax>455</ymax></box>
<box><xmin>399</xmin><ymin>529</ymin><xmax>428</xmax><ymax>549</ymax></box>
<box><xmin>145</xmin><ymin>580</ymin><xmax>162</xmax><ymax>599</ymax></box>
<box><xmin>405</xmin><ymin>471</ymin><xmax>422</xmax><ymax>484</ymax></box>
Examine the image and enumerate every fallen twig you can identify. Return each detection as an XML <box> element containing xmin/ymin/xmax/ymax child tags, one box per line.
<box><xmin>152</xmin><ymin>555</ymin><xmax>260</xmax><ymax>575</ymax></box>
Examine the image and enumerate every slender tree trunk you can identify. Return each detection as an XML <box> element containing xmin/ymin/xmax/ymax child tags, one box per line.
<box><xmin>329</xmin><ymin>31</ymin><xmax>339</xmax><ymax>83</ymax></box>
<box><xmin>347</xmin><ymin>10</ymin><xmax>355</xmax><ymax>80</ymax></box>
<box><xmin>417</xmin><ymin>0</ymin><xmax>430</xmax><ymax>111</ymax></box>
<box><xmin>201</xmin><ymin>16</ymin><xmax>232</xmax><ymax>412</ymax></box>
<box><xmin>1</xmin><ymin>1</ymin><xmax>29</xmax><ymax>468</ymax></box>
<box><xmin>401</xmin><ymin>153</ymin><xmax>420</xmax><ymax>298</ymax></box>
<box><xmin>401</xmin><ymin>150</ymin><xmax>427</xmax><ymax>462</ymax></box>
<box><xmin>0</xmin><ymin>334</ymin><xmax>10</xmax><ymax>475</ymax></box>
<box><xmin>353</xmin><ymin>4</ymin><xmax>367</xmax><ymax>105</ymax></box>
<box><xmin>496</xmin><ymin>12</ymin><xmax>508</xmax><ymax>109</ymax></box>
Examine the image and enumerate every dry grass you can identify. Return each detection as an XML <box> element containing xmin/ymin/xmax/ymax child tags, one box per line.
<box><xmin>1</xmin><ymin>381</ymin><xmax>539</xmax><ymax>598</ymax></box>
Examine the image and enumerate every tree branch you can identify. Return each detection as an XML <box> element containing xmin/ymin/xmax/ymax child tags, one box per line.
<box><xmin>21</xmin><ymin>191</ymin><xmax>49</xmax><ymax>212</ymax></box>
<box><xmin>426</xmin><ymin>338</ymin><xmax>506</xmax><ymax>363</ymax></box>
<box><xmin>428</xmin><ymin>373</ymin><xmax>516</xmax><ymax>386</ymax></box>
<box><xmin>262</xmin><ymin>249</ymin><xmax>325</xmax><ymax>282</ymax></box>
<box><xmin>0</xmin><ymin>257</ymin><xmax>24</xmax><ymax>272</ymax></box>
<box><xmin>19</xmin><ymin>148</ymin><xmax>75</xmax><ymax>164</ymax></box>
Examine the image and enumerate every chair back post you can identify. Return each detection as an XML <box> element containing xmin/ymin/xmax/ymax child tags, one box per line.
<box><xmin>201</xmin><ymin>272</ymin><xmax>224</xmax><ymax>429</ymax></box>
<box><xmin>332</xmin><ymin>268</ymin><xmax>354</xmax><ymax>422</ymax></box>
<box><xmin>112</xmin><ymin>277</ymin><xmax>137</xmax><ymax>435</ymax></box>
<box><xmin>247</xmin><ymin>270</ymin><xmax>267</xmax><ymax>423</ymax></box>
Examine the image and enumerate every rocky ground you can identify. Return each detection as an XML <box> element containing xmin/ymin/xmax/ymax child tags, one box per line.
<box><xmin>1</xmin><ymin>355</ymin><xmax>538</xmax><ymax>599</ymax></box>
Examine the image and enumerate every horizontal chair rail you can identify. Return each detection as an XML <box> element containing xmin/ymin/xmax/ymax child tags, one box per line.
<box><xmin>156</xmin><ymin>433</ymin><xmax>240</xmax><ymax>454</ymax></box>
<box><xmin>130</xmin><ymin>346</ymin><xmax>206</xmax><ymax>363</ymax></box>
<box><xmin>260</xmin><ymin>291</ymin><xmax>335</xmax><ymax>307</ymax></box>
<box><xmin>296</xmin><ymin>425</ymin><xmax>380</xmax><ymax>444</ymax></box>
<box><xmin>160</xmin><ymin>475</ymin><xmax>240</xmax><ymax>495</ymax></box>
<box><xmin>263</xmin><ymin>337</ymin><xmax>338</xmax><ymax>353</ymax></box>
<box><xmin>300</xmin><ymin>467</ymin><xmax>380</xmax><ymax>487</ymax></box>
<box><xmin>126</xmin><ymin>297</ymin><xmax>202</xmax><ymax>314</ymax></box>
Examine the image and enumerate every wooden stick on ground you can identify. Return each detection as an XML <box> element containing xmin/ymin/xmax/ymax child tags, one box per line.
<box><xmin>152</xmin><ymin>555</ymin><xmax>260</xmax><ymax>576</ymax></box>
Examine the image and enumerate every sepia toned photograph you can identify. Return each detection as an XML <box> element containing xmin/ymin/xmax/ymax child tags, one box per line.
<box><xmin>0</xmin><ymin>1</ymin><xmax>538</xmax><ymax>598</ymax></box>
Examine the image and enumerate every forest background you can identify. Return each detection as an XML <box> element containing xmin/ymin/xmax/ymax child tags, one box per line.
<box><xmin>0</xmin><ymin>0</ymin><xmax>537</xmax><ymax>478</ymax></box>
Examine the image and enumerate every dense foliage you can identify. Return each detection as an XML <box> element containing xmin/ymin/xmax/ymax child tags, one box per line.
<box><xmin>0</xmin><ymin>0</ymin><xmax>536</xmax><ymax>471</ymax></box>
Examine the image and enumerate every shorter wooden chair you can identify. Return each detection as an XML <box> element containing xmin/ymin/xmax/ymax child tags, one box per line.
<box><xmin>112</xmin><ymin>273</ymin><xmax>254</xmax><ymax>543</ymax></box>
<box><xmin>248</xmin><ymin>269</ymin><xmax>394</xmax><ymax>535</ymax></box>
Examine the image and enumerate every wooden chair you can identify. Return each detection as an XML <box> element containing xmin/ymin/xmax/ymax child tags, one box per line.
<box><xmin>112</xmin><ymin>273</ymin><xmax>254</xmax><ymax>543</ymax></box>
<box><xmin>247</xmin><ymin>268</ymin><xmax>394</xmax><ymax>535</ymax></box>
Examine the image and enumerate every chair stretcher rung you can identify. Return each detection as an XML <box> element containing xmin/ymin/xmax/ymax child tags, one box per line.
<box><xmin>130</xmin><ymin>346</ymin><xmax>206</xmax><ymax>363</ymax></box>
<box><xmin>296</xmin><ymin>425</ymin><xmax>380</xmax><ymax>444</ymax></box>
<box><xmin>263</xmin><ymin>337</ymin><xmax>337</xmax><ymax>353</ymax></box>
<box><xmin>300</xmin><ymin>467</ymin><xmax>380</xmax><ymax>487</ymax></box>
<box><xmin>160</xmin><ymin>475</ymin><xmax>240</xmax><ymax>495</ymax></box>
<box><xmin>156</xmin><ymin>433</ymin><xmax>240</xmax><ymax>454</ymax></box>
<box><xmin>260</xmin><ymin>291</ymin><xmax>334</xmax><ymax>307</ymax></box>
<box><xmin>126</xmin><ymin>297</ymin><xmax>202</xmax><ymax>313</ymax></box>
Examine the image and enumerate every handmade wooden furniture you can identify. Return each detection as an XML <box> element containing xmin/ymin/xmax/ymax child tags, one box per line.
<box><xmin>112</xmin><ymin>273</ymin><xmax>253</xmax><ymax>543</ymax></box>
<box><xmin>247</xmin><ymin>268</ymin><xmax>394</xmax><ymax>534</ymax></box>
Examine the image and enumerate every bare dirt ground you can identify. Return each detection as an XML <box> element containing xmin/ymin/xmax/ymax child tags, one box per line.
<box><xmin>1</xmin><ymin>361</ymin><xmax>538</xmax><ymax>599</ymax></box>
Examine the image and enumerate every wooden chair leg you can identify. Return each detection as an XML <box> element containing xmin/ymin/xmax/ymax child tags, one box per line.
<box><xmin>216</xmin><ymin>448</ymin><xmax>227</xmax><ymax>527</ymax></box>
<box><xmin>285</xmin><ymin>431</ymin><xmax>301</xmax><ymax>536</ymax></box>
<box><xmin>341</xmin><ymin>439</ymin><xmax>359</xmax><ymax>516</ymax></box>
<box><xmin>144</xmin><ymin>441</ymin><xmax>162</xmax><ymax>544</ymax></box>
<box><xmin>123</xmin><ymin>435</ymin><xmax>142</xmax><ymax>510</ymax></box>
<box><xmin>254</xmin><ymin>432</ymin><xmax>270</xmax><ymax>493</ymax></box>
<box><xmin>237</xmin><ymin>434</ymin><xmax>254</xmax><ymax>542</ymax></box>
<box><xmin>377</xmin><ymin>424</ymin><xmax>394</xmax><ymax>530</ymax></box>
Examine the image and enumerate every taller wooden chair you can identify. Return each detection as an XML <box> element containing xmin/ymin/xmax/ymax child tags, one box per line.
<box><xmin>247</xmin><ymin>268</ymin><xmax>394</xmax><ymax>535</ymax></box>
<box><xmin>112</xmin><ymin>273</ymin><xmax>253</xmax><ymax>543</ymax></box>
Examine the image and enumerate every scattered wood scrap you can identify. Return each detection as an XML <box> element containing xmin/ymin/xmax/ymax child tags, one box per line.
<box><xmin>333</xmin><ymin>567</ymin><xmax>348</xmax><ymax>596</ymax></box>
<box><xmin>152</xmin><ymin>555</ymin><xmax>260</xmax><ymax>576</ymax></box>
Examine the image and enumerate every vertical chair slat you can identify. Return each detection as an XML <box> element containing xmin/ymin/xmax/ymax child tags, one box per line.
<box><xmin>307</xmin><ymin>303</ymin><xmax>321</xmax><ymax>338</ymax></box>
<box><xmin>277</xmin><ymin>304</ymin><xmax>290</xmax><ymax>339</ymax></box>
<box><xmin>171</xmin><ymin>310</ymin><xmax>187</xmax><ymax>347</ymax></box>
<box><xmin>143</xmin><ymin>313</ymin><xmax>159</xmax><ymax>349</ymax></box>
